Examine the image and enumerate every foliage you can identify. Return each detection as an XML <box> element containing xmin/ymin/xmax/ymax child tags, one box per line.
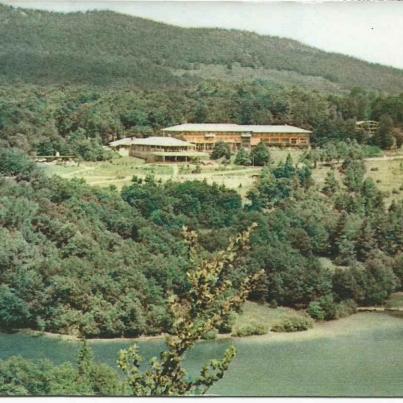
<box><xmin>0</xmin><ymin>4</ymin><xmax>402</xmax><ymax>93</ymax></box>
<box><xmin>250</xmin><ymin>142</ymin><xmax>270</xmax><ymax>166</ymax></box>
<box><xmin>334</xmin><ymin>299</ymin><xmax>357</xmax><ymax>318</ymax></box>
<box><xmin>211</xmin><ymin>141</ymin><xmax>231</xmax><ymax>160</ymax></box>
<box><xmin>332</xmin><ymin>254</ymin><xmax>399</xmax><ymax>306</ymax></box>
<box><xmin>307</xmin><ymin>295</ymin><xmax>337</xmax><ymax>321</ymax></box>
<box><xmin>271</xmin><ymin>315</ymin><xmax>314</xmax><ymax>332</ymax></box>
<box><xmin>231</xmin><ymin>323</ymin><xmax>268</xmax><ymax>337</ymax></box>
<box><xmin>201</xmin><ymin>329</ymin><xmax>218</xmax><ymax>340</ymax></box>
<box><xmin>234</xmin><ymin>147</ymin><xmax>251</xmax><ymax>166</ymax></box>
<box><xmin>372</xmin><ymin>114</ymin><xmax>395</xmax><ymax>149</ymax></box>
<box><xmin>0</xmin><ymin>148</ymin><xmax>36</xmax><ymax>177</ymax></box>
<box><xmin>247</xmin><ymin>156</ymin><xmax>313</xmax><ymax>209</ymax></box>
<box><xmin>0</xmin><ymin>144</ymin><xmax>401</xmax><ymax>337</ymax></box>
<box><xmin>117</xmin><ymin>225</ymin><xmax>264</xmax><ymax>396</ymax></box>
<box><xmin>0</xmin><ymin>286</ymin><xmax>31</xmax><ymax>329</ymax></box>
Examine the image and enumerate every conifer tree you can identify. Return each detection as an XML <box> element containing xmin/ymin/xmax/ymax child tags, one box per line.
<box><xmin>211</xmin><ymin>141</ymin><xmax>231</xmax><ymax>160</ymax></box>
<box><xmin>355</xmin><ymin>219</ymin><xmax>377</xmax><ymax>261</ymax></box>
<box><xmin>250</xmin><ymin>142</ymin><xmax>270</xmax><ymax>166</ymax></box>
<box><xmin>372</xmin><ymin>114</ymin><xmax>395</xmax><ymax>150</ymax></box>
<box><xmin>234</xmin><ymin>147</ymin><xmax>251</xmax><ymax>166</ymax></box>
<box><xmin>322</xmin><ymin>169</ymin><xmax>339</xmax><ymax>196</ymax></box>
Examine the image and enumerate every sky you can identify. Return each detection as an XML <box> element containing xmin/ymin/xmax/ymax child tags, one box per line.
<box><xmin>1</xmin><ymin>1</ymin><xmax>403</xmax><ymax>69</ymax></box>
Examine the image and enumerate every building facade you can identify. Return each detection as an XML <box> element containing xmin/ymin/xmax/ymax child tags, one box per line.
<box><xmin>162</xmin><ymin>123</ymin><xmax>311</xmax><ymax>151</ymax></box>
<box><xmin>109</xmin><ymin>136</ymin><xmax>208</xmax><ymax>162</ymax></box>
<box><xmin>356</xmin><ymin>120</ymin><xmax>379</xmax><ymax>138</ymax></box>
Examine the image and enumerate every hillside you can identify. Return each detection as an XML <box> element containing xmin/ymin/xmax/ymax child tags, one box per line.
<box><xmin>0</xmin><ymin>4</ymin><xmax>403</xmax><ymax>93</ymax></box>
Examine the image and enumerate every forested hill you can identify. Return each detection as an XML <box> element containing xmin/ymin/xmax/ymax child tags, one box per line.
<box><xmin>0</xmin><ymin>4</ymin><xmax>403</xmax><ymax>93</ymax></box>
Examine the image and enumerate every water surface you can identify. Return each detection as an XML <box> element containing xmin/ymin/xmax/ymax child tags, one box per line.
<box><xmin>1</xmin><ymin>313</ymin><xmax>403</xmax><ymax>396</ymax></box>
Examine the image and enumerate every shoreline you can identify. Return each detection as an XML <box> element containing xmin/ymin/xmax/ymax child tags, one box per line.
<box><xmin>14</xmin><ymin>311</ymin><xmax>402</xmax><ymax>345</ymax></box>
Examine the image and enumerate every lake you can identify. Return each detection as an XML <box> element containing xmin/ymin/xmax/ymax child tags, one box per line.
<box><xmin>1</xmin><ymin>312</ymin><xmax>403</xmax><ymax>396</ymax></box>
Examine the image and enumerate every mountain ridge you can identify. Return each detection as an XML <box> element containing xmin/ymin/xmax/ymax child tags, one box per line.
<box><xmin>0</xmin><ymin>3</ymin><xmax>402</xmax><ymax>92</ymax></box>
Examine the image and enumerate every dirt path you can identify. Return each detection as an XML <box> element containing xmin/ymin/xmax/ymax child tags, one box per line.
<box><xmin>357</xmin><ymin>307</ymin><xmax>403</xmax><ymax>312</ymax></box>
<box><xmin>364</xmin><ymin>155</ymin><xmax>403</xmax><ymax>162</ymax></box>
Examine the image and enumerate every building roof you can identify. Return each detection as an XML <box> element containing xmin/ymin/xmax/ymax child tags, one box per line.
<box><xmin>356</xmin><ymin>120</ymin><xmax>378</xmax><ymax>125</ymax></box>
<box><xmin>162</xmin><ymin>123</ymin><xmax>311</xmax><ymax>134</ymax></box>
<box><xmin>109</xmin><ymin>136</ymin><xmax>194</xmax><ymax>148</ymax></box>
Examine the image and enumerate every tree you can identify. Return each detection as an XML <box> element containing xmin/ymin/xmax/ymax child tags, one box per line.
<box><xmin>273</xmin><ymin>154</ymin><xmax>295</xmax><ymax>178</ymax></box>
<box><xmin>342</xmin><ymin>159</ymin><xmax>365</xmax><ymax>192</ymax></box>
<box><xmin>118</xmin><ymin>225</ymin><xmax>263</xmax><ymax>396</ymax></box>
<box><xmin>322</xmin><ymin>170</ymin><xmax>339</xmax><ymax>196</ymax></box>
<box><xmin>0</xmin><ymin>286</ymin><xmax>31</xmax><ymax>329</ymax></box>
<box><xmin>211</xmin><ymin>142</ymin><xmax>231</xmax><ymax>160</ymax></box>
<box><xmin>372</xmin><ymin>114</ymin><xmax>395</xmax><ymax>150</ymax></box>
<box><xmin>234</xmin><ymin>148</ymin><xmax>251</xmax><ymax>166</ymax></box>
<box><xmin>355</xmin><ymin>219</ymin><xmax>377</xmax><ymax>261</ymax></box>
<box><xmin>250</xmin><ymin>142</ymin><xmax>270</xmax><ymax>166</ymax></box>
<box><xmin>0</xmin><ymin>148</ymin><xmax>36</xmax><ymax>177</ymax></box>
<box><xmin>75</xmin><ymin>340</ymin><xmax>122</xmax><ymax>395</ymax></box>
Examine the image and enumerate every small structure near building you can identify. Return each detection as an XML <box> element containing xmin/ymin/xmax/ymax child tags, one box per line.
<box><xmin>109</xmin><ymin>136</ymin><xmax>208</xmax><ymax>162</ymax></box>
<box><xmin>34</xmin><ymin>154</ymin><xmax>78</xmax><ymax>164</ymax></box>
<box><xmin>162</xmin><ymin>123</ymin><xmax>311</xmax><ymax>151</ymax></box>
<box><xmin>356</xmin><ymin>120</ymin><xmax>379</xmax><ymax>138</ymax></box>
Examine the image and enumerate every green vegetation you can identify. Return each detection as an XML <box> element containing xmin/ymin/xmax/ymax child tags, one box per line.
<box><xmin>233</xmin><ymin>302</ymin><xmax>308</xmax><ymax>331</ymax></box>
<box><xmin>234</xmin><ymin>148</ymin><xmax>252</xmax><ymax>166</ymax></box>
<box><xmin>250</xmin><ymin>142</ymin><xmax>271</xmax><ymax>166</ymax></box>
<box><xmin>271</xmin><ymin>315</ymin><xmax>314</xmax><ymax>332</ymax></box>
<box><xmin>0</xmin><ymin>5</ymin><xmax>401</xmax><ymax>169</ymax></box>
<box><xmin>211</xmin><ymin>141</ymin><xmax>231</xmax><ymax>160</ymax></box>
<box><xmin>1</xmin><ymin>148</ymin><xmax>402</xmax><ymax>341</ymax></box>
<box><xmin>0</xmin><ymin>223</ymin><xmax>262</xmax><ymax>396</ymax></box>
<box><xmin>0</xmin><ymin>4</ymin><xmax>402</xmax><ymax>92</ymax></box>
<box><xmin>231</xmin><ymin>323</ymin><xmax>268</xmax><ymax>337</ymax></box>
<box><xmin>0</xmin><ymin>3</ymin><xmax>403</xmax><ymax>395</ymax></box>
<box><xmin>307</xmin><ymin>297</ymin><xmax>357</xmax><ymax>321</ymax></box>
<box><xmin>1</xmin><ymin>83</ymin><xmax>403</xmax><ymax>161</ymax></box>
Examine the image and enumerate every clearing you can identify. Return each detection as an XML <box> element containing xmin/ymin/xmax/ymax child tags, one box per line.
<box><xmin>39</xmin><ymin>149</ymin><xmax>403</xmax><ymax>202</ymax></box>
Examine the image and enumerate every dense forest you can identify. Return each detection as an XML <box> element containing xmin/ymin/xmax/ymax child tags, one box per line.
<box><xmin>0</xmin><ymin>83</ymin><xmax>402</xmax><ymax>160</ymax></box>
<box><xmin>0</xmin><ymin>4</ymin><xmax>403</xmax><ymax>93</ymax></box>
<box><xmin>0</xmin><ymin>3</ymin><xmax>401</xmax><ymax>339</ymax></box>
<box><xmin>0</xmin><ymin>4</ymin><xmax>402</xmax><ymax>160</ymax></box>
<box><xmin>0</xmin><ymin>147</ymin><xmax>402</xmax><ymax>338</ymax></box>
<box><xmin>0</xmin><ymin>3</ymin><xmax>402</xmax><ymax>395</ymax></box>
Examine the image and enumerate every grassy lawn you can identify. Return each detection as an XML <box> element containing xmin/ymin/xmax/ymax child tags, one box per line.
<box><xmin>312</xmin><ymin>158</ymin><xmax>403</xmax><ymax>204</ymax></box>
<box><xmin>39</xmin><ymin>156</ymin><xmax>262</xmax><ymax>197</ymax></box>
<box><xmin>39</xmin><ymin>151</ymin><xmax>403</xmax><ymax>203</ymax></box>
<box><xmin>40</xmin><ymin>157</ymin><xmax>173</xmax><ymax>188</ymax></box>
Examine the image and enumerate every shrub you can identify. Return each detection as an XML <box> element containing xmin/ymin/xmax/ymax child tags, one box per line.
<box><xmin>231</xmin><ymin>323</ymin><xmax>268</xmax><ymax>337</ymax></box>
<box><xmin>362</xmin><ymin>145</ymin><xmax>383</xmax><ymax>158</ymax></box>
<box><xmin>335</xmin><ymin>299</ymin><xmax>357</xmax><ymax>319</ymax></box>
<box><xmin>0</xmin><ymin>148</ymin><xmax>36</xmax><ymax>177</ymax></box>
<box><xmin>217</xmin><ymin>312</ymin><xmax>237</xmax><ymax>334</ymax></box>
<box><xmin>0</xmin><ymin>286</ymin><xmax>31</xmax><ymax>329</ymax></box>
<box><xmin>307</xmin><ymin>301</ymin><xmax>325</xmax><ymax>321</ymax></box>
<box><xmin>234</xmin><ymin>148</ymin><xmax>251</xmax><ymax>166</ymax></box>
<box><xmin>211</xmin><ymin>142</ymin><xmax>231</xmax><ymax>160</ymax></box>
<box><xmin>250</xmin><ymin>142</ymin><xmax>270</xmax><ymax>166</ymax></box>
<box><xmin>307</xmin><ymin>295</ymin><xmax>337</xmax><ymax>321</ymax></box>
<box><xmin>271</xmin><ymin>315</ymin><xmax>314</xmax><ymax>332</ymax></box>
<box><xmin>201</xmin><ymin>329</ymin><xmax>218</xmax><ymax>340</ymax></box>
